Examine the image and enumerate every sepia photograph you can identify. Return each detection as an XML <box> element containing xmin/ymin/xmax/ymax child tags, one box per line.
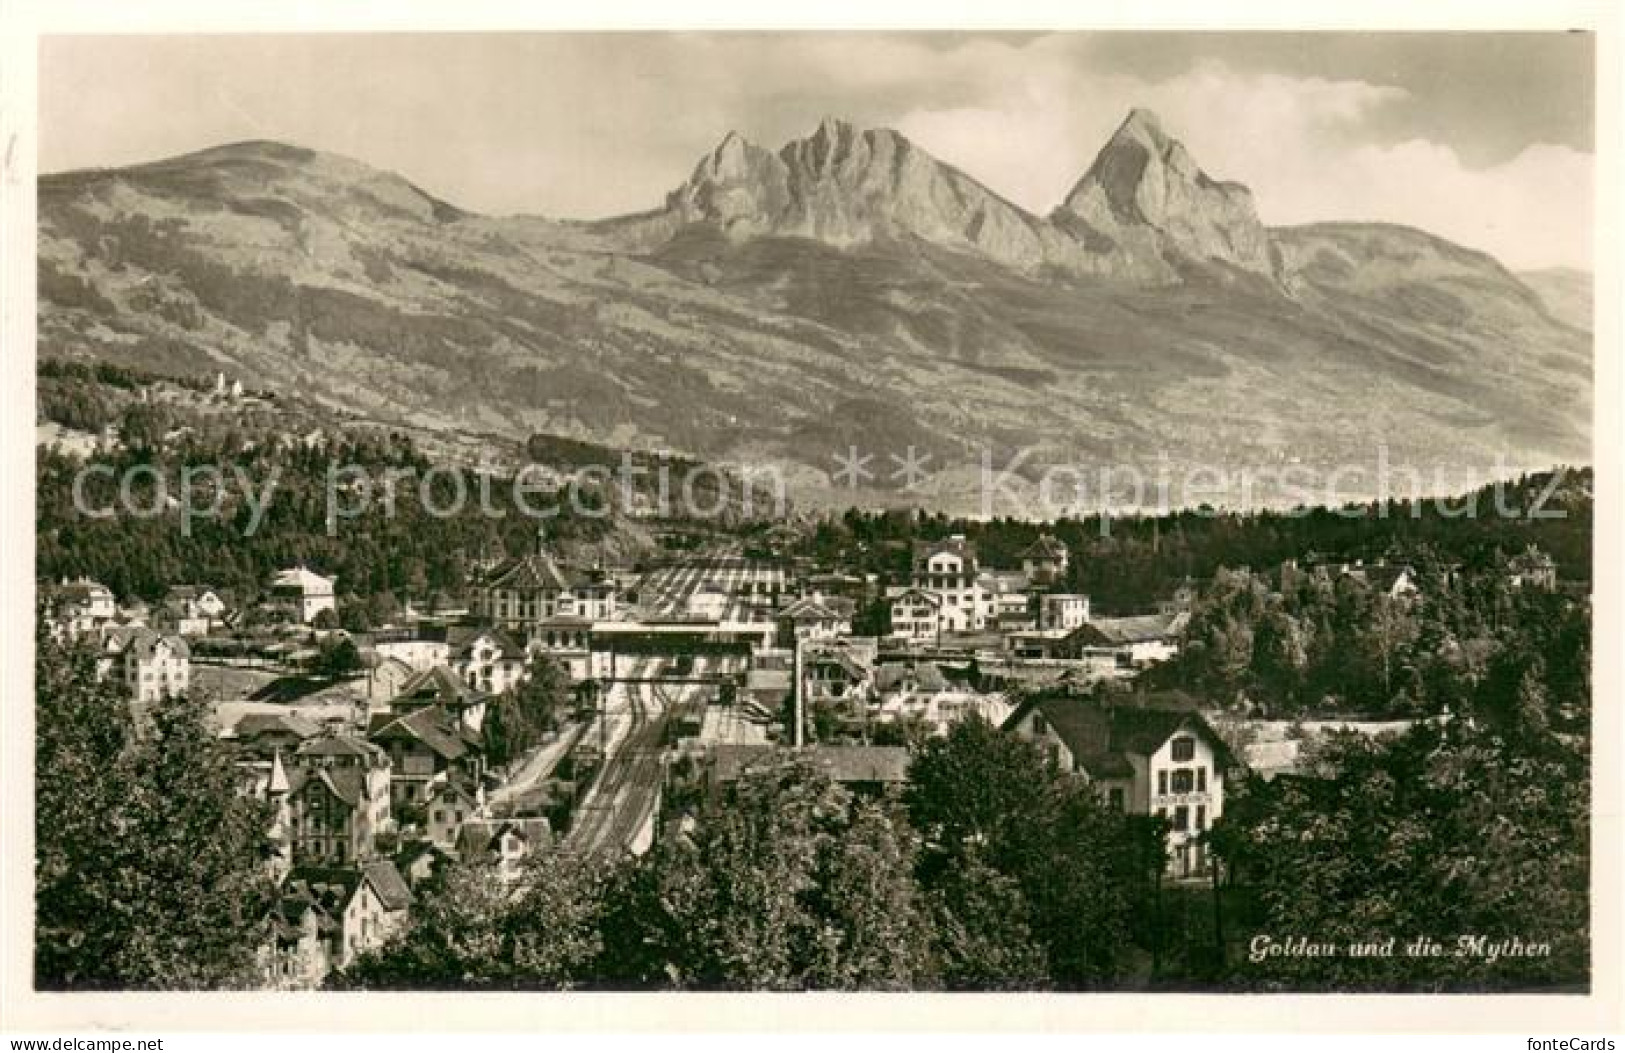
<box><xmin>1</xmin><ymin>4</ymin><xmax>1620</xmax><ymax>1041</ymax></box>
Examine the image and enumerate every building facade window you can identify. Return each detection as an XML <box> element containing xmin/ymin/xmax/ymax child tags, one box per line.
<box><xmin>1157</xmin><ymin>770</ymin><xmax>1168</xmax><ymax>795</ymax></box>
<box><xmin>1173</xmin><ymin>805</ymin><xmax>1189</xmax><ymax>831</ymax></box>
<box><xmin>1171</xmin><ymin>736</ymin><xmax>1196</xmax><ymax>762</ymax></box>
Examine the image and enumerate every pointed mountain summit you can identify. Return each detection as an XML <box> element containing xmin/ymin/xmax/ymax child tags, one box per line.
<box><xmin>661</xmin><ymin>111</ymin><xmax>1277</xmax><ymax>282</ymax></box>
<box><xmin>1056</xmin><ymin>108</ymin><xmax>1276</xmax><ymax>277</ymax></box>
<box><xmin>665</xmin><ymin>118</ymin><xmax>1078</xmax><ymax>273</ymax></box>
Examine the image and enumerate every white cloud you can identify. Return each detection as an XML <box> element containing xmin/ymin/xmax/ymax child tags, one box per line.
<box><xmin>42</xmin><ymin>35</ymin><xmax>1593</xmax><ymax>270</ymax></box>
<box><xmin>883</xmin><ymin>50</ymin><xmax>1591</xmax><ymax>271</ymax></box>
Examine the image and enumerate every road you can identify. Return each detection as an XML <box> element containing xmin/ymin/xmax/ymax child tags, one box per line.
<box><xmin>486</xmin><ymin>722</ymin><xmax>584</xmax><ymax>811</ymax></box>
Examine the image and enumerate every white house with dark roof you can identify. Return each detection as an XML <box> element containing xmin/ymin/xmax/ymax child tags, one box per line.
<box><xmin>160</xmin><ymin>585</ymin><xmax>228</xmax><ymax>635</ymax></box>
<box><xmin>1053</xmin><ymin>610</ymin><xmax>1190</xmax><ymax>668</ymax></box>
<box><xmin>367</xmin><ymin>702</ymin><xmax>485</xmax><ymax>809</ymax></box>
<box><xmin>450</xmin><ymin>627</ymin><xmax>529</xmax><ymax>696</ymax></box>
<box><xmin>474</xmin><ymin>553</ymin><xmax>617</xmax><ymax>632</ymax></box>
<box><xmin>909</xmin><ymin>535</ymin><xmax>996</xmax><ymax>632</ymax></box>
<box><xmin>268</xmin><ymin>565</ymin><xmax>336</xmax><ymax>624</ymax></box>
<box><xmin>455</xmin><ymin>817</ymin><xmax>552</xmax><ymax>882</ymax></box>
<box><xmin>775</xmin><ymin>594</ymin><xmax>855</xmax><ymax>644</ymax></box>
<box><xmin>888</xmin><ymin>587</ymin><xmax>943</xmax><ymax>643</ymax></box>
<box><xmin>50</xmin><ymin>577</ymin><xmax>118</xmax><ymax>639</ymax></box>
<box><xmin>279</xmin><ymin>860</ymin><xmax>412</xmax><ymax>971</ymax></box>
<box><xmin>1004</xmin><ymin>693</ymin><xmax>1234</xmax><ymax>878</ymax></box>
<box><xmin>99</xmin><ymin>626</ymin><xmax>191</xmax><ymax>701</ymax></box>
<box><xmin>1020</xmin><ymin>533</ymin><xmax>1071</xmax><ymax>582</ymax></box>
<box><xmin>286</xmin><ymin>732</ymin><xmax>393</xmax><ymax>866</ymax></box>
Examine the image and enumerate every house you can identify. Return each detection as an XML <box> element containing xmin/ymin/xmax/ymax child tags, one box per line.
<box><xmin>455</xmin><ymin>817</ymin><xmax>552</xmax><ymax>882</ymax></box>
<box><xmin>394</xmin><ymin>839</ymin><xmax>454</xmax><ymax>890</ymax></box>
<box><xmin>385</xmin><ymin>664</ymin><xmax>491</xmax><ymax>736</ymax></box>
<box><xmin>529</xmin><ymin>616</ymin><xmax>594</xmax><ymax>679</ymax></box>
<box><xmin>368</xmin><ymin>703</ymin><xmax>486</xmax><ymax>811</ymax></box>
<box><xmin>260</xmin><ymin>885</ymin><xmax>334</xmax><ymax>989</ymax></box>
<box><xmin>160</xmin><ymin>585</ymin><xmax>227</xmax><ymax>635</ymax></box>
<box><xmin>100</xmin><ymin>626</ymin><xmax>191</xmax><ymax>702</ymax></box>
<box><xmin>800</xmin><ymin>640</ymin><xmax>874</xmax><ymax>706</ymax></box>
<box><xmin>449</xmin><ymin>627</ymin><xmax>529</xmax><ymax>696</ymax></box>
<box><xmin>425</xmin><ymin>779</ymin><xmax>484</xmax><ymax>849</ymax></box>
<box><xmin>775</xmin><ymin>594</ymin><xmax>855</xmax><ymax>644</ymax></box>
<box><xmin>888</xmin><ymin>588</ymin><xmax>943</xmax><ymax>643</ymax></box>
<box><xmin>1020</xmin><ymin>534</ymin><xmax>1071</xmax><ymax>583</ymax></box>
<box><xmin>1057</xmin><ymin>611</ymin><xmax>1189</xmax><ymax>668</ymax></box>
<box><xmin>474</xmin><ymin>553</ymin><xmax>617</xmax><ymax>632</ymax></box>
<box><xmin>1507</xmin><ymin>545</ymin><xmax>1558</xmax><ymax>592</ymax></box>
<box><xmin>268</xmin><ymin>565</ymin><xmax>337</xmax><ymax>624</ymax></box>
<box><xmin>909</xmin><ymin>535</ymin><xmax>995</xmax><ymax>632</ymax></box>
<box><xmin>1003</xmin><ymin>694</ymin><xmax>1234</xmax><ymax>878</ymax></box>
<box><xmin>280</xmin><ymin>861</ymin><xmax>413</xmax><ymax>971</ymax></box>
<box><xmin>286</xmin><ymin>731</ymin><xmax>394</xmax><ymax>866</ymax></box>
<box><xmin>1038</xmin><ymin>593</ymin><xmax>1092</xmax><ymax>631</ymax></box>
<box><xmin>49</xmin><ymin>577</ymin><xmax>117</xmax><ymax>639</ymax></box>
<box><xmin>1365</xmin><ymin>563</ymin><xmax>1419</xmax><ymax>601</ymax></box>
<box><xmin>229</xmin><ymin>712</ymin><xmax>321</xmax><ymax>757</ymax></box>
<box><xmin>364</xmin><ymin>656</ymin><xmax>417</xmax><ymax>706</ymax></box>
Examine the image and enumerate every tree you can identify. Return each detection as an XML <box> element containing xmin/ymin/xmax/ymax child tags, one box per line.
<box><xmin>604</xmin><ymin>753</ymin><xmax>936</xmax><ymax>990</ymax></box>
<box><xmin>336</xmin><ymin>852</ymin><xmax>615</xmax><ymax>990</ymax></box>
<box><xmin>1216</xmin><ymin>723</ymin><xmax>1588</xmax><ymax>991</ymax></box>
<box><xmin>485</xmin><ymin>655</ymin><xmax>573</xmax><ymax>767</ymax></box>
<box><xmin>906</xmin><ymin>713</ymin><xmax>1150</xmax><ymax>989</ymax></box>
<box><xmin>926</xmin><ymin>847</ymin><xmax>1050</xmax><ymax>990</ymax></box>
<box><xmin>36</xmin><ymin>629</ymin><xmax>276</xmax><ymax>989</ymax></box>
<box><xmin>313</xmin><ymin>633</ymin><xmax>362</xmax><ymax>677</ymax></box>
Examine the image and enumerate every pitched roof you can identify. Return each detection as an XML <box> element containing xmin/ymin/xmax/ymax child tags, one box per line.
<box><xmin>389</xmin><ymin>665</ymin><xmax>489</xmax><ymax>709</ymax></box>
<box><xmin>295</xmin><ymin>733</ymin><xmax>384</xmax><ymax>763</ymax></box>
<box><xmin>913</xmin><ymin>536</ymin><xmax>977</xmax><ymax>566</ymax></box>
<box><xmin>284</xmin><ymin>866</ymin><xmax>365</xmax><ymax>914</ymax></box>
<box><xmin>232</xmin><ymin>712</ymin><xmax>321</xmax><ymax>742</ymax></box>
<box><xmin>1365</xmin><ymin>564</ymin><xmax>1416</xmax><ymax>593</ymax></box>
<box><xmin>874</xmin><ymin>661</ymin><xmax>949</xmax><ymax>694</ymax></box>
<box><xmin>778</xmin><ymin>596</ymin><xmax>851</xmax><ymax>622</ymax></box>
<box><xmin>804</xmin><ymin>643</ymin><xmax>871</xmax><ymax>680</ymax></box>
<box><xmin>448</xmin><ymin>626</ymin><xmax>527</xmax><ymax>661</ymax></box>
<box><xmin>368</xmin><ymin>704</ymin><xmax>470</xmax><ymax>762</ymax></box>
<box><xmin>362</xmin><ymin>859</ymin><xmax>414</xmax><ymax>912</ymax></box>
<box><xmin>1004</xmin><ymin>694</ymin><xmax>1234</xmax><ymax>779</ymax></box>
<box><xmin>287</xmin><ymin>764</ymin><xmax>368</xmax><ymax>807</ymax></box>
<box><xmin>126</xmin><ymin>632</ymin><xmax>190</xmax><ymax>660</ymax></box>
<box><xmin>1070</xmin><ymin>611</ymin><xmax>1188</xmax><ymax>646</ymax></box>
<box><xmin>56</xmin><ymin>578</ymin><xmax>113</xmax><ymax>602</ymax></box>
<box><xmin>455</xmin><ymin>817</ymin><xmax>552</xmax><ymax>859</ymax></box>
<box><xmin>484</xmin><ymin>553</ymin><xmax>579</xmax><ymax>592</ymax></box>
<box><xmin>1021</xmin><ymin>534</ymin><xmax>1069</xmax><ymax>560</ymax></box>
<box><xmin>270</xmin><ymin>565</ymin><xmax>334</xmax><ymax>593</ymax></box>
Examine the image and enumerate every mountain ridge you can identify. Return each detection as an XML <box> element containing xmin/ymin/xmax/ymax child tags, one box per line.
<box><xmin>36</xmin><ymin>109</ymin><xmax>1592</xmax><ymax>513</ymax></box>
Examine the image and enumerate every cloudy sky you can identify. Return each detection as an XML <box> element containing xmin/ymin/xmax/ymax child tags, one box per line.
<box><xmin>40</xmin><ymin>32</ymin><xmax>1594</xmax><ymax>270</ymax></box>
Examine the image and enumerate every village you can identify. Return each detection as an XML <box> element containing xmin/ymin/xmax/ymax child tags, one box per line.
<box><xmin>39</xmin><ymin>516</ymin><xmax>1570</xmax><ymax>991</ymax></box>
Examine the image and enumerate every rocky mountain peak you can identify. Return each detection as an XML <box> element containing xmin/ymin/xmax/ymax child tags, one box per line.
<box><xmin>1058</xmin><ymin>108</ymin><xmax>1275</xmax><ymax>277</ymax></box>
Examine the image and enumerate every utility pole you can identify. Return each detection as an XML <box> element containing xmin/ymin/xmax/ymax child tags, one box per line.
<box><xmin>792</xmin><ymin>632</ymin><xmax>805</xmax><ymax>748</ymax></box>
